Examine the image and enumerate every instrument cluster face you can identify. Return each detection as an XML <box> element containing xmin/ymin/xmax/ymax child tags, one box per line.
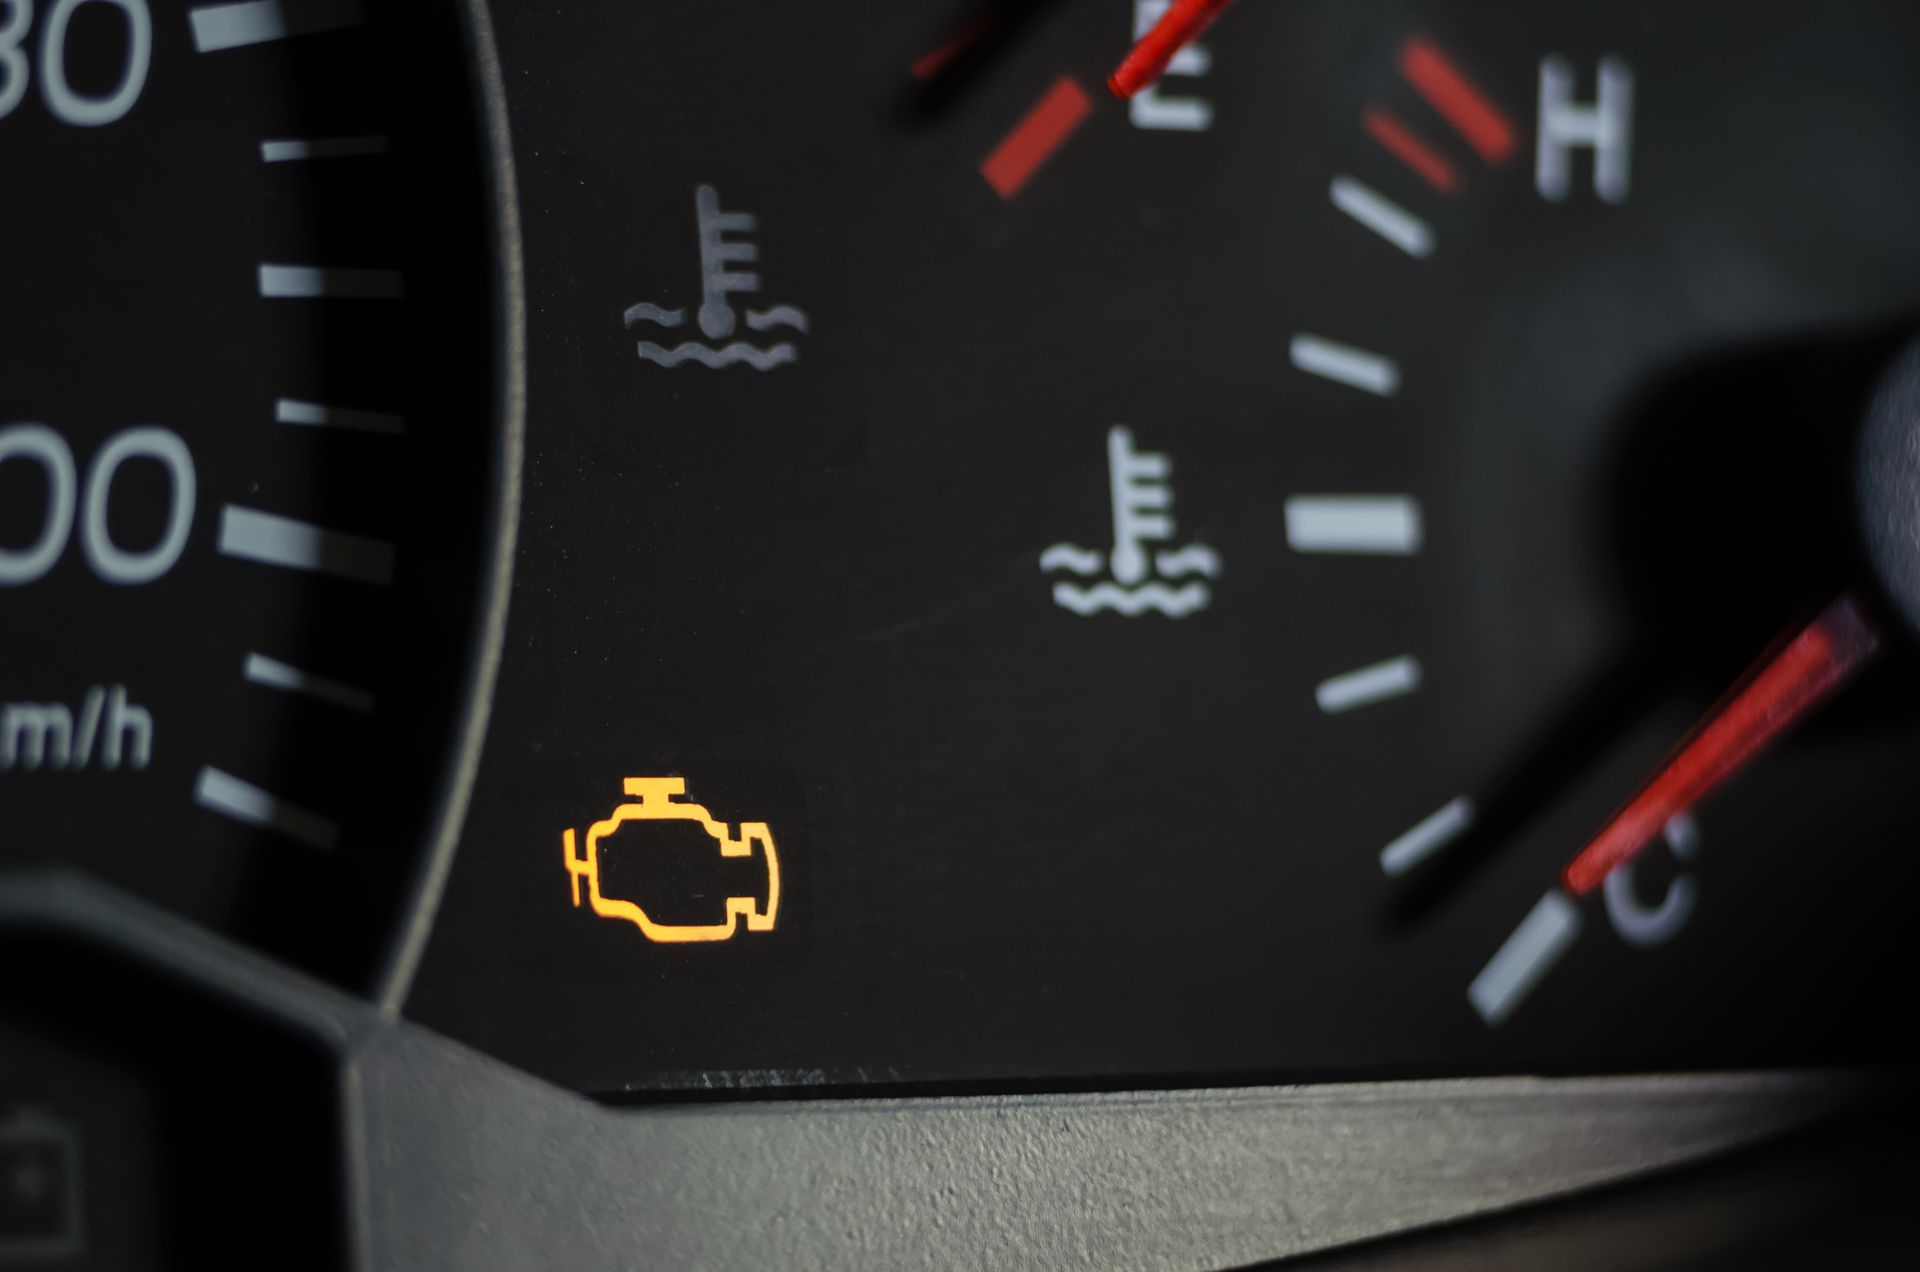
<box><xmin>4</xmin><ymin>8</ymin><xmax>1920</xmax><ymax>1257</ymax></box>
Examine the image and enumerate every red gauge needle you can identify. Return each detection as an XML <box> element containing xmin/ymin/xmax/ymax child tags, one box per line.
<box><xmin>1562</xmin><ymin>592</ymin><xmax>1884</xmax><ymax>896</ymax></box>
<box><xmin>1108</xmin><ymin>0</ymin><xmax>1238</xmax><ymax>99</ymax></box>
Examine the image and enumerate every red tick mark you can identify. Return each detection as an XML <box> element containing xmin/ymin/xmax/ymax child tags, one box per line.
<box><xmin>981</xmin><ymin>76</ymin><xmax>1092</xmax><ymax>199</ymax></box>
<box><xmin>1363</xmin><ymin>107</ymin><xmax>1460</xmax><ymax>195</ymax></box>
<box><xmin>1399</xmin><ymin>36</ymin><xmax>1517</xmax><ymax>165</ymax></box>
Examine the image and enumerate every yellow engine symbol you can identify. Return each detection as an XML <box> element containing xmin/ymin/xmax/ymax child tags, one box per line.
<box><xmin>562</xmin><ymin>777</ymin><xmax>779</xmax><ymax>943</ymax></box>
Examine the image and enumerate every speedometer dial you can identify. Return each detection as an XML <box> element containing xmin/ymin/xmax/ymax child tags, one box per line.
<box><xmin>404</xmin><ymin>0</ymin><xmax>1920</xmax><ymax>1094</ymax></box>
<box><xmin>0</xmin><ymin>0</ymin><xmax>516</xmax><ymax>987</ymax></box>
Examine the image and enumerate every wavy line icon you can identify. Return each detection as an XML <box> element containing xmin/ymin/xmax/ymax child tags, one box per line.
<box><xmin>745</xmin><ymin>305</ymin><xmax>810</xmax><ymax>333</ymax></box>
<box><xmin>1154</xmin><ymin>544</ymin><xmax>1222</xmax><ymax>578</ymax></box>
<box><xmin>1039</xmin><ymin>544</ymin><xmax>1106</xmax><ymax>576</ymax></box>
<box><xmin>1051</xmin><ymin>582</ymin><xmax>1211</xmax><ymax>617</ymax></box>
<box><xmin>635</xmin><ymin>342</ymin><xmax>798</xmax><ymax>371</ymax></box>
<box><xmin>623</xmin><ymin>303</ymin><xmax>686</xmax><ymax>329</ymax></box>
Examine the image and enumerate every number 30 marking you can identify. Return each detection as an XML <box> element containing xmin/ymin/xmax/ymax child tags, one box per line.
<box><xmin>0</xmin><ymin>0</ymin><xmax>31</xmax><ymax>118</ymax></box>
<box><xmin>0</xmin><ymin>0</ymin><xmax>151</xmax><ymax>126</ymax></box>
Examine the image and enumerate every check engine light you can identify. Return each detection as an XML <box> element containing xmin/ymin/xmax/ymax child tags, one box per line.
<box><xmin>562</xmin><ymin>778</ymin><xmax>780</xmax><ymax>942</ymax></box>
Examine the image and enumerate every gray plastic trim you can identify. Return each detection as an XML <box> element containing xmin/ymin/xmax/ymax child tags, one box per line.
<box><xmin>0</xmin><ymin>872</ymin><xmax>1868</xmax><ymax>1272</ymax></box>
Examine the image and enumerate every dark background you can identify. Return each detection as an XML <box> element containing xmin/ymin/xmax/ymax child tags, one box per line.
<box><xmin>403</xmin><ymin>0</ymin><xmax>1920</xmax><ymax>1095</ymax></box>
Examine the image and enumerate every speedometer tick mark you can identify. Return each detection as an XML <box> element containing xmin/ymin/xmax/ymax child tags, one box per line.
<box><xmin>258</xmin><ymin>265</ymin><xmax>402</xmax><ymax>300</ymax></box>
<box><xmin>260</xmin><ymin>135</ymin><xmax>389</xmax><ymax>163</ymax></box>
<box><xmin>194</xmin><ymin>766</ymin><xmax>339</xmax><ymax>850</ymax></box>
<box><xmin>276</xmin><ymin>398</ymin><xmax>404</xmax><ymax>435</ymax></box>
<box><xmin>244</xmin><ymin>653</ymin><xmax>374</xmax><ymax>713</ymax></box>
<box><xmin>218</xmin><ymin>506</ymin><xmax>395</xmax><ymax>585</ymax></box>
<box><xmin>189</xmin><ymin>0</ymin><xmax>365</xmax><ymax>54</ymax></box>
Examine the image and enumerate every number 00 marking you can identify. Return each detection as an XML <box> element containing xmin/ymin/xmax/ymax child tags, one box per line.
<box><xmin>81</xmin><ymin>427</ymin><xmax>195</xmax><ymax>582</ymax></box>
<box><xmin>0</xmin><ymin>423</ymin><xmax>195</xmax><ymax>585</ymax></box>
<box><xmin>0</xmin><ymin>424</ymin><xmax>77</xmax><ymax>583</ymax></box>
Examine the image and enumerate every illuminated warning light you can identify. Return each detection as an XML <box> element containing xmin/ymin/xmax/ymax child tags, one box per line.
<box><xmin>562</xmin><ymin>777</ymin><xmax>779</xmax><ymax>943</ymax></box>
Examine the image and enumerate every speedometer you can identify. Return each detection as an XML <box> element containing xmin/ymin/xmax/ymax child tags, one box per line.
<box><xmin>5</xmin><ymin>1</ymin><xmax>1919</xmax><ymax>1268</ymax></box>
<box><xmin>1</xmin><ymin>0</ymin><xmax>516</xmax><ymax>987</ymax></box>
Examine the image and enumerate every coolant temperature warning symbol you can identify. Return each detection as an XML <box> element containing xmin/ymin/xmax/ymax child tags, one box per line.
<box><xmin>562</xmin><ymin>778</ymin><xmax>780</xmax><ymax>943</ymax></box>
<box><xmin>622</xmin><ymin>184</ymin><xmax>810</xmax><ymax>370</ymax></box>
<box><xmin>1041</xmin><ymin>426</ymin><xmax>1220</xmax><ymax>617</ymax></box>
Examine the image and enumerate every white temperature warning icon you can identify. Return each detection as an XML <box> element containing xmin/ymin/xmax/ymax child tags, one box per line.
<box><xmin>622</xmin><ymin>184</ymin><xmax>810</xmax><ymax>371</ymax></box>
<box><xmin>1041</xmin><ymin>426</ymin><xmax>1220</xmax><ymax>617</ymax></box>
